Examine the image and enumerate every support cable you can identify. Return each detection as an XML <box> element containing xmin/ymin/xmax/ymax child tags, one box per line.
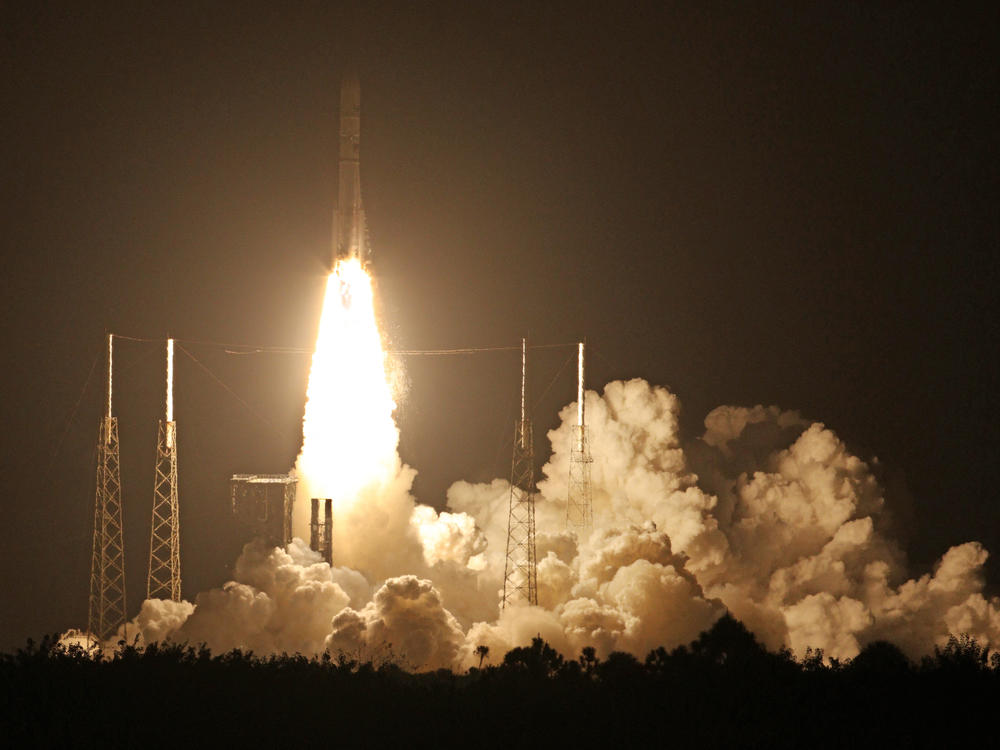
<box><xmin>175</xmin><ymin>344</ymin><xmax>291</xmax><ymax>443</ymax></box>
<box><xmin>48</xmin><ymin>345</ymin><xmax>101</xmax><ymax>474</ymax></box>
<box><xmin>110</xmin><ymin>332</ymin><xmax>578</xmax><ymax>356</ymax></box>
<box><xmin>532</xmin><ymin>351</ymin><xmax>575</xmax><ymax>412</ymax></box>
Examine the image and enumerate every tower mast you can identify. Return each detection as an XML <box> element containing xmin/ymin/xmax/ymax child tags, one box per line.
<box><xmin>147</xmin><ymin>338</ymin><xmax>181</xmax><ymax>601</ymax></box>
<box><xmin>566</xmin><ymin>341</ymin><xmax>594</xmax><ymax>533</ymax></box>
<box><xmin>502</xmin><ymin>338</ymin><xmax>538</xmax><ymax>608</ymax></box>
<box><xmin>88</xmin><ymin>333</ymin><xmax>127</xmax><ymax>641</ymax></box>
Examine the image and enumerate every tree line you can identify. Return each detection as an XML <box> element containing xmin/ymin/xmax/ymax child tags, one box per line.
<box><xmin>2</xmin><ymin>614</ymin><xmax>996</xmax><ymax>748</ymax></box>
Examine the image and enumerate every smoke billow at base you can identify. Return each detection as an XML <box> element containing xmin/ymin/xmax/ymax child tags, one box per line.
<box><xmin>74</xmin><ymin>262</ymin><xmax>1000</xmax><ymax>668</ymax></box>
<box><xmin>103</xmin><ymin>377</ymin><xmax>1000</xmax><ymax>670</ymax></box>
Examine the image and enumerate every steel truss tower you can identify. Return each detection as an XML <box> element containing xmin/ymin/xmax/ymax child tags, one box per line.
<box><xmin>147</xmin><ymin>338</ymin><xmax>181</xmax><ymax>601</ymax></box>
<box><xmin>566</xmin><ymin>342</ymin><xmax>594</xmax><ymax>533</ymax></box>
<box><xmin>88</xmin><ymin>334</ymin><xmax>127</xmax><ymax>641</ymax></box>
<box><xmin>502</xmin><ymin>338</ymin><xmax>538</xmax><ymax>608</ymax></box>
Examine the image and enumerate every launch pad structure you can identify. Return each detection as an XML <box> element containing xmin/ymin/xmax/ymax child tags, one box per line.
<box><xmin>88</xmin><ymin>334</ymin><xmax>127</xmax><ymax>642</ymax></box>
<box><xmin>566</xmin><ymin>342</ymin><xmax>594</xmax><ymax>533</ymax></box>
<box><xmin>84</xmin><ymin>75</ymin><xmax>598</xmax><ymax>634</ymax></box>
<box><xmin>310</xmin><ymin>498</ymin><xmax>333</xmax><ymax>564</ymax></box>
<box><xmin>147</xmin><ymin>339</ymin><xmax>181</xmax><ymax>601</ymax></box>
<box><xmin>231</xmin><ymin>474</ymin><xmax>297</xmax><ymax>548</ymax></box>
<box><xmin>502</xmin><ymin>338</ymin><xmax>539</xmax><ymax>608</ymax></box>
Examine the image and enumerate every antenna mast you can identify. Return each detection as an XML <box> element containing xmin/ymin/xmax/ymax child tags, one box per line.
<box><xmin>566</xmin><ymin>341</ymin><xmax>594</xmax><ymax>533</ymax></box>
<box><xmin>147</xmin><ymin>338</ymin><xmax>181</xmax><ymax>600</ymax></box>
<box><xmin>502</xmin><ymin>338</ymin><xmax>538</xmax><ymax>608</ymax></box>
<box><xmin>88</xmin><ymin>333</ymin><xmax>127</xmax><ymax>641</ymax></box>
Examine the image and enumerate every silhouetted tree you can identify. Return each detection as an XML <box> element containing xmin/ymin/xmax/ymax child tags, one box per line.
<box><xmin>849</xmin><ymin>640</ymin><xmax>912</xmax><ymax>675</ymax></box>
<box><xmin>690</xmin><ymin>612</ymin><xmax>770</xmax><ymax>666</ymax></box>
<box><xmin>4</xmin><ymin>620</ymin><xmax>999</xmax><ymax>749</ymax></box>
<box><xmin>578</xmin><ymin>645</ymin><xmax>599</xmax><ymax>676</ymax></box>
<box><xmin>501</xmin><ymin>636</ymin><xmax>563</xmax><ymax>678</ymax></box>
<box><xmin>926</xmin><ymin>633</ymin><xmax>989</xmax><ymax>673</ymax></box>
<box><xmin>596</xmin><ymin>650</ymin><xmax>645</xmax><ymax>684</ymax></box>
<box><xmin>801</xmin><ymin>646</ymin><xmax>827</xmax><ymax>671</ymax></box>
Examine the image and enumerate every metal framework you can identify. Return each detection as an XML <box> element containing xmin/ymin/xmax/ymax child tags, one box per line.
<box><xmin>566</xmin><ymin>342</ymin><xmax>594</xmax><ymax>532</ymax></box>
<box><xmin>231</xmin><ymin>474</ymin><xmax>297</xmax><ymax>548</ymax></box>
<box><xmin>88</xmin><ymin>334</ymin><xmax>127</xmax><ymax>641</ymax></box>
<box><xmin>502</xmin><ymin>338</ymin><xmax>538</xmax><ymax>608</ymax></box>
<box><xmin>310</xmin><ymin>497</ymin><xmax>333</xmax><ymax>564</ymax></box>
<box><xmin>147</xmin><ymin>339</ymin><xmax>181</xmax><ymax>601</ymax></box>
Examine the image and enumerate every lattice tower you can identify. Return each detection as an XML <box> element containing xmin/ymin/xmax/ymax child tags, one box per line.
<box><xmin>147</xmin><ymin>338</ymin><xmax>181</xmax><ymax>600</ymax></box>
<box><xmin>88</xmin><ymin>334</ymin><xmax>127</xmax><ymax>641</ymax></box>
<box><xmin>566</xmin><ymin>341</ymin><xmax>594</xmax><ymax>532</ymax></box>
<box><xmin>502</xmin><ymin>338</ymin><xmax>538</xmax><ymax>608</ymax></box>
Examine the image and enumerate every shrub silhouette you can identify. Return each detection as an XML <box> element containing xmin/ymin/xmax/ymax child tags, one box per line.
<box><xmin>500</xmin><ymin>636</ymin><xmax>563</xmax><ymax>678</ymax></box>
<box><xmin>690</xmin><ymin>612</ymin><xmax>770</xmax><ymax>665</ymax></box>
<box><xmin>849</xmin><ymin>640</ymin><xmax>912</xmax><ymax>674</ymax></box>
<box><xmin>927</xmin><ymin>633</ymin><xmax>990</xmax><ymax>672</ymax></box>
<box><xmin>3</xmin><ymin>625</ymin><xmax>999</xmax><ymax>748</ymax></box>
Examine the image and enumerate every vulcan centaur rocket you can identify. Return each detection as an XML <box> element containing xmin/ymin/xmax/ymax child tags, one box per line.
<box><xmin>333</xmin><ymin>74</ymin><xmax>371</xmax><ymax>268</ymax></box>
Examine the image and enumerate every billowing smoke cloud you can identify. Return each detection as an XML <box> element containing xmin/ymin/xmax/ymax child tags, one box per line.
<box><xmin>98</xmin><ymin>378</ymin><xmax>1000</xmax><ymax>668</ymax></box>
<box><xmin>327</xmin><ymin>575</ymin><xmax>465</xmax><ymax>670</ymax></box>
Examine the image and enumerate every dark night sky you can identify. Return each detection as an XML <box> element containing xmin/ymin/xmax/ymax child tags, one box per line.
<box><xmin>1</xmin><ymin>2</ymin><xmax>997</xmax><ymax>650</ymax></box>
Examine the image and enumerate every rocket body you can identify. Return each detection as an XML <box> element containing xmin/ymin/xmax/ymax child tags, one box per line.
<box><xmin>333</xmin><ymin>74</ymin><xmax>370</xmax><ymax>268</ymax></box>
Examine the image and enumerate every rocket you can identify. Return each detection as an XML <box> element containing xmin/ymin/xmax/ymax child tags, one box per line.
<box><xmin>332</xmin><ymin>74</ymin><xmax>371</xmax><ymax>268</ymax></box>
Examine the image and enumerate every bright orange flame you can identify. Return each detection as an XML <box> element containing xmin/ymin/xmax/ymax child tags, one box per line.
<box><xmin>295</xmin><ymin>258</ymin><xmax>399</xmax><ymax>513</ymax></box>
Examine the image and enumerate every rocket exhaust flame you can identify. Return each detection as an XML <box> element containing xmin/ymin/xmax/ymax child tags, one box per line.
<box><xmin>295</xmin><ymin>258</ymin><xmax>398</xmax><ymax>514</ymax></box>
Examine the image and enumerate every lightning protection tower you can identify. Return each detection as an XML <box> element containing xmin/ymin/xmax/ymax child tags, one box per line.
<box><xmin>502</xmin><ymin>338</ymin><xmax>538</xmax><ymax>608</ymax></box>
<box><xmin>88</xmin><ymin>334</ymin><xmax>127</xmax><ymax>642</ymax></box>
<box><xmin>566</xmin><ymin>341</ymin><xmax>594</xmax><ymax>533</ymax></box>
<box><xmin>147</xmin><ymin>338</ymin><xmax>181</xmax><ymax>601</ymax></box>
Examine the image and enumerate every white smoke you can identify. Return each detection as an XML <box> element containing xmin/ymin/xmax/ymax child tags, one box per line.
<box><xmin>101</xmin><ymin>378</ymin><xmax>1000</xmax><ymax>668</ymax></box>
<box><xmin>327</xmin><ymin>575</ymin><xmax>465</xmax><ymax>670</ymax></box>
